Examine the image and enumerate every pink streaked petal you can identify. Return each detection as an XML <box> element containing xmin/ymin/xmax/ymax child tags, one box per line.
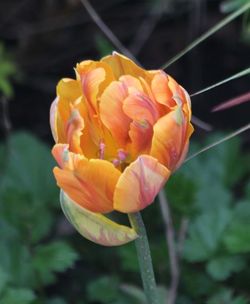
<box><xmin>123</xmin><ymin>92</ymin><xmax>159</xmax><ymax>125</ymax></box>
<box><xmin>114</xmin><ymin>155</ymin><xmax>170</xmax><ymax>213</ymax></box>
<box><xmin>151</xmin><ymin>71</ymin><xmax>174</xmax><ymax>107</ymax></box>
<box><xmin>128</xmin><ymin>120</ymin><xmax>153</xmax><ymax>157</ymax></box>
<box><xmin>100</xmin><ymin>81</ymin><xmax>131</xmax><ymax>147</ymax></box>
<box><xmin>66</xmin><ymin>108</ymin><xmax>85</xmax><ymax>153</ymax></box>
<box><xmin>50</xmin><ymin>97</ymin><xmax>59</xmax><ymax>142</ymax></box>
<box><xmin>81</xmin><ymin>67</ymin><xmax>106</xmax><ymax>115</ymax></box>
<box><xmin>119</xmin><ymin>75</ymin><xmax>143</xmax><ymax>92</ymax></box>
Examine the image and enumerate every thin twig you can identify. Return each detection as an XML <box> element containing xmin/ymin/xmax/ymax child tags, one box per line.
<box><xmin>161</xmin><ymin>3</ymin><xmax>250</xmax><ymax>69</ymax></box>
<box><xmin>190</xmin><ymin>67</ymin><xmax>250</xmax><ymax>97</ymax></box>
<box><xmin>185</xmin><ymin>123</ymin><xmax>250</xmax><ymax>162</ymax></box>
<box><xmin>80</xmin><ymin>0</ymin><xmax>137</xmax><ymax>63</ymax></box>
<box><xmin>158</xmin><ymin>190</ymin><xmax>179</xmax><ymax>304</ymax></box>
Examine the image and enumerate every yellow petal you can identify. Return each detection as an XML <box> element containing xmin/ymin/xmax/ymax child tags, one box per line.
<box><xmin>114</xmin><ymin>155</ymin><xmax>170</xmax><ymax>213</ymax></box>
<box><xmin>61</xmin><ymin>191</ymin><xmax>138</xmax><ymax>246</ymax></box>
<box><xmin>101</xmin><ymin>52</ymin><xmax>146</xmax><ymax>79</ymax></box>
<box><xmin>53</xmin><ymin>158</ymin><xmax>121</xmax><ymax>213</ymax></box>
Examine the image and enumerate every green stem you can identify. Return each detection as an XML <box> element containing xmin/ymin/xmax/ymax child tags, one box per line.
<box><xmin>128</xmin><ymin>212</ymin><xmax>159</xmax><ymax>304</ymax></box>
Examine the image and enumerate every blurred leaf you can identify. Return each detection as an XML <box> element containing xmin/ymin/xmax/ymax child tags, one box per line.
<box><xmin>220</xmin><ymin>0</ymin><xmax>250</xmax><ymax>13</ymax></box>
<box><xmin>0</xmin><ymin>42</ymin><xmax>17</xmax><ymax>97</ymax></box>
<box><xmin>207</xmin><ymin>288</ymin><xmax>247</xmax><ymax>304</ymax></box>
<box><xmin>95</xmin><ymin>34</ymin><xmax>113</xmax><ymax>57</ymax></box>
<box><xmin>0</xmin><ymin>132</ymin><xmax>57</xmax><ymax>203</ymax></box>
<box><xmin>117</xmin><ymin>243</ymin><xmax>139</xmax><ymax>272</ymax></box>
<box><xmin>87</xmin><ymin>276</ymin><xmax>120</xmax><ymax>303</ymax></box>
<box><xmin>184</xmin><ymin>205</ymin><xmax>232</xmax><ymax>262</ymax></box>
<box><xmin>0</xmin><ymin>132</ymin><xmax>58</xmax><ymax>243</ymax></box>
<box><xmin>166</xmin><ymin>173</ymin><xmax>197</xmax><ymax>215</ymax></box>
<box><xmin>33</xmin><ymin>241</ymin><xmax>78</xmax><ymax>285</ymax></box>
<box><xmin>46</xmin><ymin>298</ymin><xmax>67</xmax><ymax>304</ymax></box>
<box><xmin>206</xmin><ymin>256</ymin><xmax>246</xmax><ymax>281</ymax></box>
<box><xmin>120</xmin><ymin>284</ymin><xmax>147</xmax><ymax>303</ymax></box>
<box><xmin>0</xmin><ymin>287</ymin><xmax>35</xmax><ymax>304</ymax></box>
<box><xmin>223</xmin><ymin>201</ymin><xmax>250</xmax><ymax>253</ymax></box>
<box><xmin>0</xmin><ymin>266</ymin><xmax>9</xmax><ymax>294</ymax></box>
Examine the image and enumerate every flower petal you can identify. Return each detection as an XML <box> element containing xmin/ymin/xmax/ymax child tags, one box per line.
<box><xmin>101</xmin><ymin>52</ymin><xmax>146</xmax><ymax>79</ymax></box>
<box><xmin>128</xmin><ymin>120</ymin><xmax>153</xmax><ymax>157</ymax></box>
<box><xmin>123</xmin><ymin>92</ymin><xmax>159</xmax><ymax>125</ymax></box>
<box><xmin>114</xmin><ymin>155</ymin><xmax>170</xmax><ymax>213</ymax></box>
<box><xmin>150</xmin><ymin>109</ymin><xmax>189</xmax><ymax>170</ymax></box>
<box><xmin>60</xmin><ymin>191</ymin><xmax>138</xmax><ymax>246</ymax></box>
<box><xmin>151</xmin><ymin>71</ymin><xmax>174</xmax><ymax>107</ymax></box>
<box><xmin>99</xmin><ymin>81</ymin><xmax>131</xmax><ymax>147</ymax></box>
<box><xmin>53</xmin><ymin>158</ymin><xmax>121</xmax><ymax>213</ymax></box>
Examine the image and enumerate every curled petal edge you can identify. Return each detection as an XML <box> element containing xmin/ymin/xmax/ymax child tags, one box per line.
<box><xmin>60</xmin><ymin>191</ymin><xmax>138</xmax><ymax>246</ymax></box>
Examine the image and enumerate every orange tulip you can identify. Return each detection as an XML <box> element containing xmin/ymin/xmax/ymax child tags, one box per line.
<box><xmin>50</xmin><ymin>52</ymin><xmax>193</xmax><ymax>214</ymax></box>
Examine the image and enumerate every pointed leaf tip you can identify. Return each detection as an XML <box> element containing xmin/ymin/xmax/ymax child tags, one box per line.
<box><xmin>60</xmin><ymin>191</ymin><xmax>138</xmax><ymax>246</ymax></box>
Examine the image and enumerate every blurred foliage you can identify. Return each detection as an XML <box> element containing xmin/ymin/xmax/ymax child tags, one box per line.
<box><xmin>0</xmin><ymin>42</ymin><xmax>17</xmax><ymax>98</ymax></box>
<box><xmin>220</xmin><ymin>0</ymin><xmax>250</xmax><ymax>43</ymax></box>
<box><xmin>1</xmin><ymin>131</ymin><xmax>249</xmax><ymax>303</ymax></box>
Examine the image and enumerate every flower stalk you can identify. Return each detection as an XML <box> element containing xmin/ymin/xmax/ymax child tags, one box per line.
<box><xmin>128</xmin><ymin>212</ymin><xmax>159</xmax><ymax>304</ymax></box>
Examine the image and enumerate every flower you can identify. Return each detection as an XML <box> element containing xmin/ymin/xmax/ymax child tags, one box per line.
<box><xmin>50</xmin><ymin>52</ymin><xmax>193</xmax><ymax>214</ymax></box>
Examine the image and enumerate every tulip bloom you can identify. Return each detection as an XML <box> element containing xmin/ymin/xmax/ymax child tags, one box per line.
<box><xmin>50</xmin><ymin>52</ymin><xmax>193</xmax><ymax>214</ymax></box>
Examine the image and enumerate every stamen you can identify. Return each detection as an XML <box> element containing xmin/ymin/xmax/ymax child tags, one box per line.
<box><xmin>117</xmin><ymin>149</ymin><xmax>127</xmax><ymax>162</ymax></box>
<box><xmin>99</xmin><ymin>141</ymin><xmax>105</xmax><ymax>159</ymax></box>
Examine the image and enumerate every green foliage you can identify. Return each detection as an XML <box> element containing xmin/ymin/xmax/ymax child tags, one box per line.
<box><xmin>0</xmin><ymin>43</ymin><xmax>17</xmax><ymax>97</ymax></box>
<box><xmin>1</xmin><ymin>131</ymin><xmax>250</xmax><ymax>303</ymax></box>
<box><xmin>0</xmin><ymin>132</ymin><xmax>78</xmax><ymax>303</ymax></box>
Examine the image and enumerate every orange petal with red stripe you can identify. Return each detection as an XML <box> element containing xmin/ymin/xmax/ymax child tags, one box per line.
<box><xmin>114</xmin><ymin>155</ymin><xmax>170</xmax><ymax>213</ymax></box>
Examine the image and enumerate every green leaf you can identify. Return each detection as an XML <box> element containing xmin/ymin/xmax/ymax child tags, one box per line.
<box><xmin>119</xmin><ymin>284</ymin><xmax>147</xmax><ymax>304</ymax></box>
<box><xmin>46</xmin><ymin>298</ymin><xmax>67</xmax><ymax>304</ymax></box>
<box><xmin>206</xmin><ymin>256</ymin><xmax>246</xmax><ymax>281</ymax></box>
<box><xmin>87</xmin><ymin>276</ymin><xmax>120</xmax><ymax>303</ymax></box>
<box><xmin>33</xmin><ymin>241</ymin><xmax>78</xmax><ymax>285</ymax></box>
<box><xmin>0</xmin><ymin>267</ymin><xmax>9</xmax><ymax>295</ymax></box>
<box><xmin>207</xmin><ymin>288</ymin><xmax>247</xmax><ymax>304</ymax></box>
<box><xmin>0</xmin><ymin>288</ymin><xmax>35</xmax><ymax>304</ymax></box>
<box><xmin>184</xmin><ymin>206</ymin><xmax>232</xmax><ymax>262</ymax></box>
<box><xmin>0</xmin><ymin>132</ymin><xmax>58</xmax><ymax>242</ymax></box>
<box><xmin>223</xmin><ymin>201</ymin><xmax>250</xmax><ymax>253</ymax></box>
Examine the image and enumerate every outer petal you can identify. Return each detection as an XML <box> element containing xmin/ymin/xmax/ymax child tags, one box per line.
<box><xmin>150</xmin><ymin>109</ymin><xmax>190</xmax><ymax>171</ymax></box>
<box><xmin>114</xmin><ymin>155</ymin><xmax>170</xmax><ymax>213</ymax></box>
<box><xmin>60</xmin><ymin>191</ymin><xmax>138</xmax><ymax>246</ymax></box>
<box><xmin>50</xmin><ymin>97</ymin><xmax>59</xmax><ymax>142</ymax></box>
<box><xmin>53</xmin><ymin>158</ymin><xmax>121</xmax><ymax>213</ymax></box>
<box><xmin>101</xmin><ymin>52</ymin><xmax>146</xmax><ymax>79</ymax></box>
<box><xmin>151</xmin><ymin>71</ymin><xmax>175</xmax><ymax>107</ymax></box>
